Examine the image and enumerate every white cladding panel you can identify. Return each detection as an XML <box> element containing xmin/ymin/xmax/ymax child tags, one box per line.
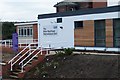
<box><xmin>64</xmin><ymin>12</ymin><xmax>119</xmax><ymax>21</ymax></box>
<box><xmin>38</xmin><ymin>18</ymin><xmax>74</xmax><ymax>49</ymax></box>
<box><xmin>38</xmin><ymin>11</ymin><xmax>120</xmax><ymax>48</ymax></box>
<box><xmin>107</xmin><ymin>0</ymin><xmax>120</xmax><ymax>7</ymax></box>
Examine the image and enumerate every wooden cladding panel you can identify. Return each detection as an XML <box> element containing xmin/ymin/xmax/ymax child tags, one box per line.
<box><xmin>74</xmin><ymin>20</ymin><xmax>94</xmax><ymax>46</ymax></box>
<box><xmin>106</xmin><ymin>19</ymin><xmax>113</xmax><ymax>47</ymax></box>
<box><xmin>75</xmin><ymin>19</ymin><xmax>114</xmax><ymax>47</ymax></box>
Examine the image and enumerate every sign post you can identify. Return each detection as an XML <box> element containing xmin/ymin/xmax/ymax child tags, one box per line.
<box><xmin>12</xmin><ymin>33</ymin><xmax>18</xmax><ymax>52</ymax></box>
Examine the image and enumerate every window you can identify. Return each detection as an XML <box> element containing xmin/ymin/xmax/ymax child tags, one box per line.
<box><xmin>113</xmin><ymin>18</ymin><xmax>120</xmax><ymax>47</ymax></box>
<box><xmin>94</xmin><ymin>20</ymin><xmax>106</xmax><ymax>47</ymax></box>
<box><xmin>57</xmin><ymin>18</ymin><xmax>62</xmax><ymax>23</ymax></box>
<box><xmin>18</xmin><ymin>27</ymin><xmax>33</xmax><ymax>37</ymax></box>
<box><xmin>74</xmin><ymin>21</ymin><xmax>83</xmax><ymax>29</ymax></box>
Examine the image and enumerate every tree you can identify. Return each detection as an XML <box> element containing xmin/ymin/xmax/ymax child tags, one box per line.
<box><xmin>2</xmin><ymin>22</ymin><xmax>16</xmax><ymax>39</ymax></box>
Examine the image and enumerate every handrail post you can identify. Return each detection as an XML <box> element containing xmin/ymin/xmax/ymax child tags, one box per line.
<box><xmin>41</xmin><ymin>44</ymin><xmax>42</xmax><ymax>55</ymax></box>
<box><xmin>20</xmin><ymin>44</ymin><xmax>21</xmax><ymax>48</ymax></box>
<box><xmin>21</xmin><ymin>62</ymin><xmax>23</xmax><ymax>72</ymax></box>
<box><xmin>46</xmin><ymin>49</ymin><xmax>48</xmax><ymax>55</ymax></box>
<box><xmin>29</xmin><ymin>44</ymin><xmax>31</xmax><ymax>54</ymax></box>
<box><xmin>11</xmin><ymin>62</ymin><xmax>13</xmax><ymax>71</ymax></box>
<box><xmin>8</xmin><ymin>40</ymin><xmax>9</xmax><ymax>47</ymax></box>
<box><xmin>10</xmin><ymin>40</ymin><xmax>11</xmax><ymax>47</ymax></box>
<box><xmin>25</xmin><ymin>39</ymin><xmax>27</xmax><ymax>46</ymax></box>
<box><xmin>5</xmin><ymin>41</ymin><xmax>6</xmax><ymax>47</ymax></box>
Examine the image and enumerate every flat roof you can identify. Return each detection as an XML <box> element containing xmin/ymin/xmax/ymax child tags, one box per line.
<box><xmin>38</xmin><ymin>5</ymin><xmax>120</xmax><ymax>19</ymax></box>
<box><xmin>14</xmin><ymin>21</ymin><xmax>37</xmax><ymax>26</ymax></box>
<box><xmin>54</xmin><ymin>1</ymin><xmax>78</xmax><ymax>7</ymax></box>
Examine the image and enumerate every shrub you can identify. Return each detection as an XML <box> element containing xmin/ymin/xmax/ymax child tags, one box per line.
<box><xmin>64</xmin><ymin>48</ymin><xmax>75</xmax><ymax>55</ymax></box>
<box><xmin>55</xmin><ymin>50</ymin><xmax>65</xmax><ymax>57</ymax></box>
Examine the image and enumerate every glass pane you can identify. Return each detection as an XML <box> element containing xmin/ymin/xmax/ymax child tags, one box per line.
<box><xmin>113</xmin><ymin>19</ymin><xmax>120</xmax><ymax>47</ymax></box>
<box><xmin>24</xmin><ymin>28</ymin><xmax>26</xmax><ymax>36</ymax></box>
<box><xmin>21</xmin><ymin>28</ymin><xmax>23</xmax><ymax>36</ymax></box>
<box><xmin>27</xmin><ymin>28</ymin><xmax>30</xmax><ymax>36</ymax></box>
<box><xmin>114</xmin><ymin>29</ymin><xmax>120</xmax><ymax>37</ymax></box>
<box><xmin>30</xmin><ymin>28</ymin><xmax>33</xmax><ymax>36</ymax></box>
<box><xmin>94</xmin><ymin>20</ymin><xmax>105</xmax><ymax>47</ymax></box>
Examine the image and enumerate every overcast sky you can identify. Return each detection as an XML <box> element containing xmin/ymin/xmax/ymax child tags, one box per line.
<box><xmin>0</xmin><ymin>0</ymin><xmax>119</xmax><ymax>22</ymax></box>
<box><xmin>0</xmin><ymin>0</ymin><xmax>63</xmax><ymax>22</ymax></box>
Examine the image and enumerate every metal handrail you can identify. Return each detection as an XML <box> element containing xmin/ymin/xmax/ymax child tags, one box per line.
<box><xmin>21</xmin><ymin>48</ymin><xmax>42</xmax><ymax>72</ymax></box>
<box><xmin>8</xmin><ymin>42</ymin><xmax>38</xmax><ymax>71</ymax></box>
<box><xmin>19</xmin><ymin>47</ymin><xmax>39</xmax><ymax>65</ymax></box>
<box><xmin>20</xmin><ymin>47</ymin><xmax>56</xmax><ymax>72</ymax></box>
<box><xmin>8</xmin><ymin>43</ymin><xmax>31</xmax><ymax>64</ymax></box>
<box><xmin>9</xmin><ymin>41</ymin><xmax>71</xmax><ymax>72</ymax></box>
<box><xmin>1</xmin><ymin>39</ymin><xmax>38</xmax><ymax>48</ymax></box>
<box><xmin>0</xmin><ymin>39</ymin><xmax>12</xmax><ymax>47</ymax></box>
<box><xmin>12</xmin><ymin>49</ymin><xmax>31</xmax><ymax>66</ymax></box>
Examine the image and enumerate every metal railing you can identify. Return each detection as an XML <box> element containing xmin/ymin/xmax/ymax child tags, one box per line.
<box><xmin>8</xmin><ymin>42</ymin><xmax>38</xmax><ymax>71</ymax></box>
<box><xmin>0</xmin><ymin>39</ymin><xmax>12</xmax><ymax>47</ymax></box>
<box><xmin>8</xmin><ymin>41</ymin><xmax>73</xmax><ymax>72</ymax></box>
<box><xmin>0</xmin><ymin>39</ymin><xmax>38</xmax><ymax>48</ymax></box>
<box><xmin>17</xmin><ymin>41</ymin><xmax>72</xmax><ymax>72</ymax></box>
<box><xmin>19</xmin><ymin>46</ymin><xmax>43</xmax><ymax>72</ymax></box>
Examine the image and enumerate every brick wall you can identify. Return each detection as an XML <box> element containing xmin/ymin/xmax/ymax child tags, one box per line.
<box><xmin>92</xmin><ymin>2</ymin><xmax>107</xmax><ymax>8</ymax></box>
<box><xmin>57</xmin><ymin>6</ymin><xmax>67</xmax><ymax>12</ymax></box>
<box><xmin>33</xmin><ymin>24</ymin><xmax>38</xmax><ymax>40</ymax></box>
<box><xmin>2</xmin><ymin>47</ymin><xmax>14</xmax><ymax>53</ymax></box>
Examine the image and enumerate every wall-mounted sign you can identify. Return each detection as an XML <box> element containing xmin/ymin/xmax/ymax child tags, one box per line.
<box><xmin>43</xmin><ymin>25</ymin><xmax>58</xmax><ymax>36</ymax></box>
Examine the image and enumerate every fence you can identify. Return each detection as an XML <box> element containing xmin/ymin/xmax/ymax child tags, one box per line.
<box><xmin>0</xmin><ymin>39</ymin><xmax>38</xmax><ymax>48</ymax></box>
<box><xmin>0</xmin><ymin>39</ymin><xmax>12</xmax><ymax>47</ymax></box>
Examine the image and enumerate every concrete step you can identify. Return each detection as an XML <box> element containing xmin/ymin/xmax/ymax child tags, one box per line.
<box><xmin>12</xmin><ymin>72</ymin><xmax>19</xmax><ymax>75</ymax></box>
<box><xmin>11</xmin><ymin>72</ymin><xmax>19</xmax><ymax>76</ymax></box>
<box><xmin>9</xmin><ymin>75</ymin><xmax>18</xmax><ymax>79</ymax></box>
<box><xmin>15</xmin><ymin>69</ymin><xmax>22</xmax><ymax>72</ymax></box>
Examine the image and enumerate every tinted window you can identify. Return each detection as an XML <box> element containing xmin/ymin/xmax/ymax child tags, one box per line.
<box><xmin>74</xmin><ymin>21</ymin><xmax>83</xmax><ymax>29</ymax></box>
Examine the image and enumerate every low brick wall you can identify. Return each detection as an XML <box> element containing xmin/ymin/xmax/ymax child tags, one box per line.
<box><xmin>2</xmin><ymin>47</ymin><xmax>14</xmax><ymax>53</ymax></box>
<box><xmin>2</xmin><ymin>46</ymin><xmax>26</xmax><ymax>53</ymax></box>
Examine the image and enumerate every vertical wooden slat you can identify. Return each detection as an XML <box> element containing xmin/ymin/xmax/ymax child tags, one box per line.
<box><xmin>106</xmin><ymin>19</ymin><xmax>113</xmax><ymax>47</ymax></box>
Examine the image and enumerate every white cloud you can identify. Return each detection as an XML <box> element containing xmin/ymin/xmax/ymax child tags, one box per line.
<box><xmin>0</xmin><ymin>0</ymin><xmax>120</xmax><ymax>22</ymax></box>
<box><xmin>0</xmin><ymin>0</ymin><xmax>63</xmax><ymax>22</ymax></box>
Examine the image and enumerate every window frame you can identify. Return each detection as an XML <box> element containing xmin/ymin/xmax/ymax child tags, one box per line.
<box><xmin>18</xmin><ymin>26</ymin><xmax>33</xmax><ymax>37</ymax></box>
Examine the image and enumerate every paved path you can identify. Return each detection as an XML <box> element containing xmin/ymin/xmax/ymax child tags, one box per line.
<box><xmin>74</xmin><ymin>52</ymin><xmax>120</xmax><ymax>56</ymax></box>
<box><xmin>47</xmin><ymin>51</ymin><xmax>120</xmax><ymax>56</ymax></box>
